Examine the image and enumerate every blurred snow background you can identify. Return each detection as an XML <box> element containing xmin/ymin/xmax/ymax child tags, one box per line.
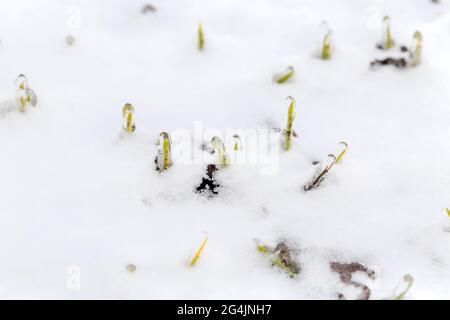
<box><xmin>0</xmin><ymin>0</ymin><xmax>449</xmax><ymax>299</ymax></box>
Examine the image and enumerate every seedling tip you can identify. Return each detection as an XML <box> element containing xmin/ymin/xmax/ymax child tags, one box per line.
<box><xmin>335</xmin><ymin>141</ymin><xmax>348</xmax><ymax>164</ymax></box>
<box><xmin>232</xmin><ymin>134</ymin><xmax>242</xmax><ymax>152</ymax></box>
<box><xmin>274</xmin><ymin>66</ymin><xmax>295</xmax><ymax>84</ymax></box>
<box><xmin>320</xmin><ymin>21</ymin><xmax>332</xmax><ymax>60</ymax></box>
<box><xmin>155</xmin><ymin>132</ymin><xmax>173</xmax><ymax>171</ymax></box>
<box><xmin>211</xmin><ymin>136</ymin><xmax>228</xmax><ymax>168</ymax></box>
<box><xmin>284</xmin><ymin>96</ymin><xmax>296</xmax><ymax>151</ymax></box>
<box><xmin>190</xmin><ymin>234</ymin><xmax>208</xmax><ymax>266</ymax></box>
<box><xmin>393</xmin><ymin>274</ymin><xmax>414</xmax><ymax>300</ymax></box>
<box><xmin>122</xmin><ymin>103</ymin><xmax>136</xmax><ymax>133</ymax></box>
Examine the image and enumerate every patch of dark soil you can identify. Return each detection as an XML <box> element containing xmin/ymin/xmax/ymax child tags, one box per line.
<box><xmin>330</xmin><ymin>262</ymin><xmax>376</xmax><ymax>300</ymax></box>
<box><xmin>370</xmin><ymin>57</ymin><xmax>407</xmax><ymax>69</ymax></box>
<box><xmin>196</xmin><ymin>164</ymin><xmax>220</xmax><ymax>196</ymax></box>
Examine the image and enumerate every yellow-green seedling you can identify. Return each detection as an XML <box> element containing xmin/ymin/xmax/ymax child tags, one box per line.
<box><xmin>379</xmin><ymin>16</ymin><xmax>394</xmax><ymax>50</ymax></box>
<box><xmin>319</xmin><ymin>21</ymin><xmax>332</xmax><ymax>60</ymax></box>
<box><xmin>198</xmin><ymin>23</ymin><xmax>204</xmax><ymax>51</ymax></box>
<box><xmin>304</xmin><ymin>154</ymin><xmax>336</xmax><ymax>191</ymax></box>
<box><xmin>155</xmin><ymin>132</ymin><xmax>173</xmax><ymax>172</ymax></box>
<box><xmin>16</xmin><ymin>74</ymin><xmax>28</xmax><ymax>90</ymax></box>
<box><xmin>190</xmin><ymin>234</ymin><xmax>208</xmax><ymax>267</ymax></box>
<box><xmin>283</xmin><ymin>96</ymin><xmax>296</xmax><ymax>151</ymax></box>
<box><xmin>255</xmin><ymin>239</ymin><xmax>300</xmax><ymax>278</ymax></box>
<box><xmin>446</xmin><ymin>208</ymin><xmax>450</xmax><ymax>218</ymax></box>
<box><xmin>15</xmin><ymin>74</ymin><xmax>37</xmax><ymax>112</ymax></box>
<box><xmin>273</xmin><ymin>66</ymin><xmax>295</xmax><ymax>84</ymax></box>
<box><xmin>211</xmin><ymin>136</ymin><xmax>228</xmax><ymax>168</ymax></box>
<box><xmin>335</xmin><ymin>141</ymin><xmax>348</xmax><ymax>164</ymax></box>
<box><xmin>122</xmin><ymin>103</ymin><xmax>136</xmax><ymax>133</ymax></box>
<box><xmin>410</xmin><ymin>31</ymin><xmax>423</xmax><ymax>67</ymax></box>
<box><xmin>392</xmin><ymin>274</ymin><xmax>414</xmax><ymax>300</ymax></box>
<box><xmin>232</xmin><ymin>134</ymin><xmax>242</xmax><ymax>152</ymax></box>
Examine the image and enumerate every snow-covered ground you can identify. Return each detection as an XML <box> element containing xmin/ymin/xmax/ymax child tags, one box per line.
<box><xmin>0</xmin><ymin>0</ymin><xmax>449</xmax><ymax>299</ymax></box>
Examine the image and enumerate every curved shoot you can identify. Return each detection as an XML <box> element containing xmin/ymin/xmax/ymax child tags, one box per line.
<box><xmin>274</xmin><ymin>66</ymin><xmax>295</xmax><ymax>84</ymax></box>
<box><xmin>284</xmin><ymin>96</ymin><xmax>296</xmax><ymax>151</ymax></box>
<box><xmin>320</xmin><ymin>21</ymin><xmax>332</xmax><ymax>60</ymax></box>
<box><xmin>393</xmin><ymin>274</ymin><xmax>414</xmax><ymax>300</ymax></box>
<box><xmin>211</xmin><ymin>136</ymin><xmax>228</xmax><ymax>168</ymax></box>
<box><xmin>335</xmin><ymin>141</ymin><xmax>348</xmax><ymax>164</ymax></box>
<box><xmin>15</xmin><ymin>74</ymin><xmax>37</xmax><ymax>112</ymax></box>
<box><xmin>232</xmin><ymin>134</ymin><xmax>242</xmax><ymax>152</ymax></box>
<box><xmin>445</xmin><ymin>208</ymin><xmax>450</xmax><ymax>218</ymax></box>
<box><xmin>411</xmin><ymin>31</ymin><xmax>423</xmax><ymax>67</ymax></box>
<box><xmin>15</xmin><ymin>74</ymin><xmax>29</xmax><ymax>90</ymax></box>
<box><xmin>190</xmin><ymin>234</ymin><xmax>208</xmax><ymax>266</ymax></box>
<box><xmin>156</xmin><ymin>132</ymin><xmax>173</xmax><ymax>171</ymax></box>
<box><xmin>122</xmin><ymin>103</ymin><xmax>136</xmax><ymax>133</ymax></box>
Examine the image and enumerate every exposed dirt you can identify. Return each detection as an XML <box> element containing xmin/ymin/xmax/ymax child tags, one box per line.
<box><xmin>370</xmin><ymin>57</ymin><xmax>407</xmax><ymax>69</ymax></box>
<box><xmin>330</xmin><ymin>262</ymin><xmax>376</xmax><ymax>300</ymax></box>
<box><xmin>196</xmin><ymin>164</ymin><xmax>221</xmax><ymax>196</ymax></box>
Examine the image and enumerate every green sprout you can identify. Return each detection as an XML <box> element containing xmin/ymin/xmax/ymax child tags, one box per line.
<box><xmin>211</xmin><ymin>136</ymin><xmax>228</xmax><ymax>168</ymax></box>
<box><xmin>335</xmin><ymin>142</ymin><xmax>348</xmax><ymax>164</ymax></box>
<box><xmin>232</xmin><ymin>134</ymin><xmax>242</xmax><ymax>151</ymax></box>
<box><xmin>382</xmin><ymin>16</ymin><xmax>394</xmax><ymax>49</ymax></box>
<box><xmin>190</xmin><ymin>233</ymin><xmax>208</xmax><ymax>267</ymax></box>
<box><xmin>411</xmin><ymin>31</ymin><xmax>423</xmax><ymax>67</ymax></box>
<box><xmin>320</xmin><ymin>21</ymin><xmax>332</xmax><ymax>60</ymax></box>
<box><xmin>255</xmin><ymin>240</ymin><xmax>300</xmax><ymax>278</ymax></box>
<box><xmin>392</xmin><ymin>274</ymin><xmax>414</xmax><ymax>300</ymax></box>
<box><xmin>15</xmin><ymin>74</ymin><xmax>37</xmax><ymax>112</ymax></box>
<box><xmin>122</xmin><ymin>103</ymin><xmax>136</xmax><ymax>133</ymax></box>
<box><xmin>155</xmin><ymin>132</ymin><xmax>173</xmax><ymax>171</ymax></box>
<box><xmin>274</xmin><ymin>66</ymin><xmax>295</xmax><ymax>84</ymax></box>
<box><xmin>284</xmin><ymin>96</ymin><xmax>296</xmax><ymax>151</ymax></box>
<box><xmin>198</xmin><ymin>23</ymin><xmax>204</xmax><ymax>51</ymax></box>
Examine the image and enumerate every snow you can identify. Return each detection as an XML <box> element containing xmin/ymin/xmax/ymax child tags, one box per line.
<box><xmin>0</xmin><ymin>0</ymin><xmax>449</xmax><ymax>299</ymax></box>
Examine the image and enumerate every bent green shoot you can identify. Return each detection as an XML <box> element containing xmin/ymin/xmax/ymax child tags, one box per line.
<box><xmin>335</xmin><ymin>142</ymin><xmax>348</xmax><ymax>164</ymax></box>
<box><xmin>122</xmin><ymin>103</ymin><xmax>136</xmax><ymax>133</ymax></box>
<box><xmin>211</xmin><ymin>136</ymin><xmax>228</xmax><ymax>168</ymax></box>
<box><xmin>392</xmin><ymin>274</ymin><xmax>414</xmax><ymax>300</ymax></box>
<box><xmin>232</xmin><ymin>134</ymin><xmax>242</xmax><ymax>152</ymax></box>
<box><xmin>190</xmin><ymin>234</ymin><xmax>208</xmax><ymax>267</ymax></box>
<box><xmin>15</xmin><ymin>74</ymin><xmax>37</xmax><ymax>112</ymax></box>
<box><xmin>274</xmin><ymin>66</ymin><xmax>295</xmax><ymax>84</ymax></box>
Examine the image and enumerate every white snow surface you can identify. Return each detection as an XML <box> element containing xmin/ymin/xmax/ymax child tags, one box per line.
<box><xmin>0</xmin><ymin>0</ymin><xmax>449</xmax><ymax>299</ymax></box>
